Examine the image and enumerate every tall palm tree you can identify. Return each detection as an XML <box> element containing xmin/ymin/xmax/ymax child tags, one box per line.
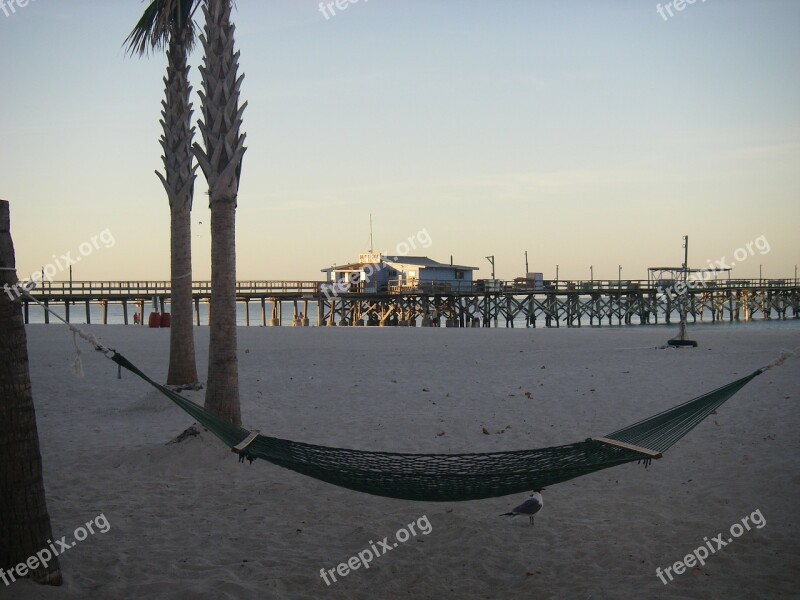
<box><xmin>0</xmin><ymin>200</ymin><xmax>62</xmax><ymax>586</ymax></box>
<box><xmin>126</xmin><ymin>0</ymin><xmax>201</xmax><ymax>387</ymax></box>
<box><xmin>194</xmin><ymin>0</ymin><xmax>246</xmax><ymax>426</ymax></box>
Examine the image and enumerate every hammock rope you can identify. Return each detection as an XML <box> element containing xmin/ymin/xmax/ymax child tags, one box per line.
<box><xmin>108</xmin><ymin>351</ymin><xmax>767</xmax><ymax>501</ymax></box>
<box><xmin>20</xmin><ymin>290</ymin><xmax>793</xmax><ymax>502</ymax></box>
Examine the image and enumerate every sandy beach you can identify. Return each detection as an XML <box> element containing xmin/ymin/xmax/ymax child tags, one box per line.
<box><xmin>1</xmin><ymin>323</ymin><xmax>798</xmax><ymax>599</ymax></box>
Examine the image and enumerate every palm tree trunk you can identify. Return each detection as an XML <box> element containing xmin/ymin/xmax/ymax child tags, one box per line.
<box><xmin>158</xmin><ymin>28</ymin><xmax>199</xmax><ymax>387</ymax></box>
<box><xmin>0</xmin><ymin>200</ymin><xmax>62</xmax><ymax>586</ymax></box>
<box><xmin>194</xmin><ymin>0</ymin><xmax>246</xmax><ymax>426</ymax></box>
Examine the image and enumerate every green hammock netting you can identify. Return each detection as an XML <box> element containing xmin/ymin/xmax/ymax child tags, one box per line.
<box><xmin>111</xmin><ymin>352</ymin><xmax>762</xmax><ymax>502</ymax></box>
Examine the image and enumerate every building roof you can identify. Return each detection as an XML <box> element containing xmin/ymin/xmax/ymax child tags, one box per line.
<box><xmin>384</xmin><ymin>256</ymin><xmax>478</xmax><ymax>270</ymax></box>
<box><xmin>648</xmin><ymin>266</ymin><xmax>733</xmax><ymax>273</ymax></box>
<box><xmin>320</xmin><ymin>262</ymin><xmax>375</xmax><ymax>273</ymax></box>
<box><xmin>322</xmin><ymin>255</ymin><xmax>478</xmax><ymax>273</ymax></box>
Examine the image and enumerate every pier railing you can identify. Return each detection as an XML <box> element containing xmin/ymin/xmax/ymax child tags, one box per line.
<box><xmin>22</xmin><ymin>278</ymin><xmax>799</xmax><ymax>298</ymax></box>
<box><xmin>24</xmin><ymin>280</ymin><xmax>321</xmax><ymax>297</ymax></box>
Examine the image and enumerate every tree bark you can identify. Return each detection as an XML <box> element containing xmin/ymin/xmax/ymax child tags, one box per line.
<box><xmin>0</xmin><ymin>200</ymin><xmax>63</xmax><ymax>586</ymax></box>
<box><xmin>158</xmin><ymin>28</ymin><xmax>199</xmax><ymax>387</ymax></box>
<box><xmin>194</xmin><ymin>0</ymin><xmax>246</xmax><ymax>426</ymax></box>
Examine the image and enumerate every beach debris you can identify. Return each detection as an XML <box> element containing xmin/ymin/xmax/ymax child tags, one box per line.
<box><xmin>422</xmin><ymin>388</ymin><xmax>430</xmax><ymax>392</ymax></box>
<box><xmin>245</xmin><ymin>348</ymin><xmax>250</xmax><ymax>354</ymax></box>
<box><xmin>390</xmin><ymin>379</ymin><xmax>397</xmax><ymax>383</ymax></box>
<box><xmin>169</xmin><ymin>382</ymin><xmax>204</xmax><ymax>392</ymax></box>
<box><xmin>482</xmin><ymin>427</ymin><xmax>491</xmax><ymax>435</ymax></box>
<box><xmin>436</xmin><ymin>431</ymin><xmax>445</xmax><ymax>437</ymax></box>
<box><xmin>168</xmin><ymin>424</ymin><xmax>202</xmax><ymax>445</ymax></box>
<box><xmin>540</xmin><ymin>365</ymin><xmax>546</xmax><ymax>369</ymax></box>
<box><xmin>525</xmin><ymin>391</ymin><xmax>533</xmax><ymax>399</ymax></box>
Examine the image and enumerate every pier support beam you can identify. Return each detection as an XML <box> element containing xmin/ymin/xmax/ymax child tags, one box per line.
<box><xmin>260</xmin><ymin>297</ymin><xmax>266</xmax><ymax>327</ymax></box>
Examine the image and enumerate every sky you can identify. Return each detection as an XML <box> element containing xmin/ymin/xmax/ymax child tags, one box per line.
<box><xmin>1</xmin><ymin>0</ymin><xmax>798</xmax><ymax>283</ymax></box>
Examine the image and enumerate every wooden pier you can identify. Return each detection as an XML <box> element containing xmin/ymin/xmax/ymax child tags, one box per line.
<box><xmin>17</xmin><ymin>278</ymin><xmax>800</xmax><ymax>327</ymax></box>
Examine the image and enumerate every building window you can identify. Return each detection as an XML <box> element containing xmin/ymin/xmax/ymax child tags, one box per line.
<box><xmin>455</xmin><ymin>270</ymin><xmax>465</xmax><ymax>280</ymax></box>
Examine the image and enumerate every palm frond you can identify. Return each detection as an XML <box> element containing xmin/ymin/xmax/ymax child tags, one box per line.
<box><xmin>124</xmin><ymin>0</ymin><xmax>203</xmax><ymax>57</ymax></box>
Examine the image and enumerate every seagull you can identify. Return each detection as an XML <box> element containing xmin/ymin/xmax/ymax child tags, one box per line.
<box><xmin>500</xmin><ymin>489</ymin><xmax>544</xmax><ymax>526</ymax></box>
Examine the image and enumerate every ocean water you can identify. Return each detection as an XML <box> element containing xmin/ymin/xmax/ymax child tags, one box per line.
<box><xmin>22</xmin><ymin>299</ymin><xmax>800</xmax><ymax>330</ymax></box>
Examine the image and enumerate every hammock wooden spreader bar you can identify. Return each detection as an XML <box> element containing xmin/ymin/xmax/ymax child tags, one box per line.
<box><xmin>591</xmin><ymin>437</ymin><xmax>663</xmax><ymax>459</ymax></box>
<box><xmin>232</xmin><ymin>431</ymin><xmax>260</xmax><ymax>455</ymax></box>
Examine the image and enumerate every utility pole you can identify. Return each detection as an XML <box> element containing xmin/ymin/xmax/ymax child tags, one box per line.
<box><xmin>590</xmin><ymin>265</ymin><xmax>593</xmax><ymax>284</ymax></box>
<box><xmin>485</xmin><ymin>256</ymin><xmax>495</xmax><ymax>279</ymax></box>
<box><xmin>668</xmin><ymin>234</ymin><xmax>697</xmax><ymax>347</ymax></box>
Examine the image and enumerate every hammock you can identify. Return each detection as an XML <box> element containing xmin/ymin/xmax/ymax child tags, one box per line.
<box><xmin>110</xmin><ymin>352</ymin><xmax>766</xmax><ymax>502</ymax></box>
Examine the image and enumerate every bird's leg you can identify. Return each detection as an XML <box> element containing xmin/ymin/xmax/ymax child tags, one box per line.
<box><xmin>530</xmin><ymin>516</ymin><xmax>534</xmax><ymax>526</ymax></box>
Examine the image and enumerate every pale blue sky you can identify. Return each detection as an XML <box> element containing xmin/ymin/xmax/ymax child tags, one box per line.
<box><xmin>1</xmin><ymin>0</ymin><xmax>798</xmax><ymax>282</ymax></box>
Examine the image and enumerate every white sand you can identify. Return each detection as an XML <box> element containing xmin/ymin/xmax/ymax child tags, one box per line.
<box><xmin>2</xmin><ymin>323</ymin><xmax>799</xmax><ymax>599</ymax></box>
